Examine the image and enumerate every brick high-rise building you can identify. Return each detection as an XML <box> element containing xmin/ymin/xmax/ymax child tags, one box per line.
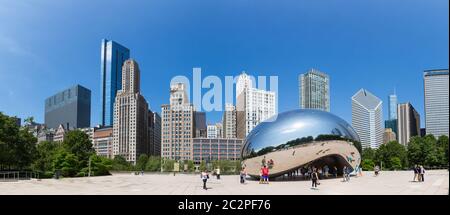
<box><xmin>161</xmin><ymin>83</ymin><xmax>195</xmax><ymax>161</ymax></box>
<box><xmin>112</xmin><ymin>59</ymin><xmax>149</xmax><ymax>164</ymax></box>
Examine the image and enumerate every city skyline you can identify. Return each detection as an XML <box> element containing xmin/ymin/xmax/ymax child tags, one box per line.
<box><xmin>0</xmin><ymin>0</ymin><xmax>448</xmax><ymax>128</ymax></box>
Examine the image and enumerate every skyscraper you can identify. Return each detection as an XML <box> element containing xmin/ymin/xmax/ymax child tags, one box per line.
<box><xmin>100</xmin><ymin>39</ymin><xmax>130</xmax><ymax>127</ymax></box>
<box><xmin>397</xmin><ymin>103</ymin><xmax>420</xmax><ymax>145</ymax></box>
<box><xmin>207</xmin><ymin>124</ymin><xmax>218</xmax><ymax>138</ymax></box>
<box><xmin>161</xmin><ymin>83</ymin><xmax>195</xmax><ymax>161</ymax></box>
<box><xmin>351</xmin><ymin>89</ymin><xmax>383</xmax><ymax>149</ymax></box>
<box><xmin>148</xmin><ymin>110</ymin><xmax>161</xmax><ymax>156</ymax></box>
<box><xmin>112</xmin><ymin>59</ymin><xmax>149</xmax><ymax>164</ymax></box>
<box><xmin>388</xmin><ymin>93</ymin><xmax>398</xmax><ymax>120</ymax></box>
<box><xmin>383</xmin><ymin>128</ymin><xmax>397</xmax><ymax>144</ymax></box>
<box><xmin>424</xmin><ymin>69</ymin><xmax>449</xmax><ymax>137</ymax></box>
<box><xmin>385</xmin><ymin>93</ymin><xmax>398</xmax><ymax>139</ymax></box>
<box><xmin>236</xmin><ymin>72</ymin><xmax>277</xmax><ymax>138</ymax></box>
<box><xmin>194</xmin><ymin>112</ymin><xmax>207</xmax><ymax>138</ymax></box>
<box><xmin>222</xmin><ymin>103</ymin><xmax>237</xmax><ymax>139</ymax></box>
<box><xmin>299</xmin><ymin>69</ymin><xmax>330</xmax><ymax>111</ymax></box>
<box><xmin>384</xmin><ymin>119</ymin><xmax>398</xmax><ymax>139</ymax></box>
<box><xmin>45</xmin><ymin>84</ymin><xmax>91</xmax><ymax>129</ymax></box>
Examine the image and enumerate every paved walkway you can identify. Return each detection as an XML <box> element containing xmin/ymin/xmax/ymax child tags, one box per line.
<box><xmin>0</xmin><ymin>170</ymin><xmax>447</xmax><ymax>195</ymax></box>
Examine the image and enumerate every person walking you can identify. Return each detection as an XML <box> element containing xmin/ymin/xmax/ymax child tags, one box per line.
<box><xmin>240</xmin><ymin>167</ymin><xmax>247</xmax><ymax>184</ymax></box>
<box><xmin>374</xmin><ymin>165</ymin><xmax>380</xmax><ymax>176</ymax></box>
<box><xmin>261</xmin><ymin>165</ymin><xmax>270</xmax><ymax>184</ymax></box>
<box><xmin>333</xmin><ymin>166</ymin><xmax>338</xmax><ymax>178</ymax></box>
<box><xmin>420</xmin><ymin>165</ymin><xmax>425</xmax><ymax>182</ymax></box>
<box><xmin>413</xmin><ymin>165</ymin><xmax>419</xmax><ymax>182</ymax></box>
<box><xmin>311</xmin><ymin>168</ymin><xmax>319</xmax><ymax>189</ymax></box>
<box><xmin>201</xmin><ymin>170</ymin><xmax>209</xmax><ymax>190</ymax></box>
<box><xmin>216</xmin><ymin>167</ymin><xmax>221</xmax><ymax>180</ymax></box>
<box><xmin>342</xmin><ymin>166</ymin><xmax>348</xmax><ymax>182</ymax></box>
<box><xmin>346</xmin><ymin>166</ymin><xmax>351</xmax><ymax>181</ymax></box>
<box><xmin>307</xmin><ymin>166</ymin><xmax>312</xmax><ymax>180</ymax></box>
<box><xmin>324</xmin><ymin>165</ymin><xmax>329</xmax><ymax>178</ymax></box>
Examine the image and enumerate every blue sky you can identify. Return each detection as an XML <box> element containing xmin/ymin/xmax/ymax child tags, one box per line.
<box><xmin>0</xmin><ymin>0</ymin><xmax>448</xmax><ymax>127</ymax></box>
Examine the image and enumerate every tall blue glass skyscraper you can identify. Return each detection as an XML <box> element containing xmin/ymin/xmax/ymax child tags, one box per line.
<box><xmin>100</xmin><ymin>39</ymin><xmax>130</xmax><ymax>126</ymax></box>
<box><xmin>385</xmin><ymin>93</ymin><xmax>398</xmax><ymax>138</ymax></box>
<box><xmin>388</xmin><ymin>93</ymin><xmax>398</xmax><ymax>120</ymax></box>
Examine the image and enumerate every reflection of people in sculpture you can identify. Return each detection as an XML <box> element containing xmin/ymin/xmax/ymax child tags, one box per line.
<box><xmin>267</xmin><ymin>159</ymin><xmax>274</xmax><ymax>169</ymax></box>
<box><xmin>261</xmin><ymin>156</ymin><xmax>266</xmax><ymax>167</ymax></box>
<box><xmin>347</xmin><ymin>155</ymin><xmax>353</xmax><ymax>163</ymax></box>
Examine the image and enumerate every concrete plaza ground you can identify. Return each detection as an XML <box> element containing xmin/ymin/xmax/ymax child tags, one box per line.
<box><xmin>0</xmin><ymin>170</ymin><xmax>448</xmax><ymax>195</ymax></box>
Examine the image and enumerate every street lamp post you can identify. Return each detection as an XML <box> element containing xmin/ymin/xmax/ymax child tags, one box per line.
<box><xmin>88</xmin><ymin>157</ymin><xmax>91</xmax><ymax>177</ymax></box>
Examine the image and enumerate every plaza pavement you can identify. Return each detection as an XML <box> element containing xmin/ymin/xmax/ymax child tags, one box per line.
<box><xmin>0</xmin><ymin>170</ymin><xmax>448</xmax><ymax>195</ymax></box>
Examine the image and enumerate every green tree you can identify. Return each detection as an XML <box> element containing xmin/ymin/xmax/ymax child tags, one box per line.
<box><xmin>407</xmin><ymin>136</ymin><xmax>424</xmax><ymax>166</ymax></box>
<box><xmin>32</xmin><ymin>141</ymin><xmax>60</xmax><ymax>172</ymax></box>
<box><xmin>187</xmin><ymin>160</ymin><xmax>195</xmax><ymax>172</ymax></box>
<box><xmin>63</xmin><ymin>130</ymin><xmax>94</xmax><ymax>168</ymax></box>
<box><xmin>145</xmin><ymin>156</ymin><xmax>161</xmax><ymax>171</ymax></box>
<box><xmin>163</xmin><ymin>159</ymin><xmax>175</xmax><ymax>172</ymax></box>
<box><xmin>13</xmin><ymin>128</ymin><xmax>37</xmax><ymax>169</ymax></box>
<box><xmin>81</xmin><ymin>154</ymin><xmax>112</xmax><ymax>176</ymax></box>
<box><xmin>136</xmin><ymin>154</ymin><xmax>149</xmax><ymax>171</ymax></box>
<box><xmin>0</xmin><ymin>112</ymin><xmax>37</xmax><ymax>170</ymax></box>
<box><xmin>24</xmin><ymin>116</ymin><xmax>34</xmax><ymax>126</ymax></box>
<box><xmin>362</xmin><ymin>148</ymin><xmax>376</xmax><ymax>161</ymax></box>
<box><xmin>390</xmin><ymin>157</ymin><xmax>402</xmax><ymax>170</ymax></box>
<box><xmin>408</xmin><ymin>134</ymin><xmax>447</xmax><ymax>167</ymax></box>
<box><xmin>375</xmin><ymin>141</ymin><xmax>407</xmax><ymax>169</ymax></box>
<box><xmin>361</xmin><ymin>159</ymin><xmax>375</xmax><ymax>171</ymax></box>
<box><xmin>112</xmin><ymin>155</ymin><xmax>132</xmax><ymax>170</ymax></box>
<box><xmin>199</xmin><ymin>161</ymin><xmax>207</xmax><ymax>171</ymax></box>
<box><xmin>53</xmin><ymin>150</ymin><xmax>79</xmax><ymax>177</ymax></box>
<box><xmin>437</xmin><ymin>135</ymin><xmax>449</xmax><ymax>165</ymax></box>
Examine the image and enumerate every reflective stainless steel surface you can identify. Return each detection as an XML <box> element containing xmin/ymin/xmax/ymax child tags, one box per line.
<box><xmin>241</xmin><ymin>109</ymin><xmax>361</xmax><ymax>177</ymax></box>
<box><xmin>241</xmin><ymin>109</ymin><xmax>359</xmax><ymax>158</ymax></box>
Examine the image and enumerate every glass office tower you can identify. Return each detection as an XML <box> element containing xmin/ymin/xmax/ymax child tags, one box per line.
<box><xmin>45</xmin><ymin>85</ymin><xmax>91</xmax><ymax>129</ymax></box>
<box><xmin>424</xmin><ymin>69</ymin><xmax>449</xmax><ymax>137</ymax></box>
<box><xmin>299</xmin><ymin>69</ymin><xmax>330</xmax><ymax>112</ymax></box>
<box><xmin>100</xmin><ymin>39</ymin><xmax>130</xmax><ymax>126</ymax></box>
<box><xmin>388</xmin><ymin>94</ymin><xmax>398</xmax><ymax>120</ymax></box>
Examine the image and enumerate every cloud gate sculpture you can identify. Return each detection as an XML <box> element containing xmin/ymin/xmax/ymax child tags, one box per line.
<box><xmin>241</xmin><ymin>109</ymin><xmax>361</xmax><ymax>178</ymax></box>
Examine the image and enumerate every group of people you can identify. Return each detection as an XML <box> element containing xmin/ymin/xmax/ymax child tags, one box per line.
<box><xmin>200</xmin><ymin>167</ymin><xmax>220</xmax><ymax>190</ymax></box>
<box><xmin>201</xmin><ymin>166</ymin><xmax>249</xmax><ymax>190</ymax></box>
<box><xmin>413</xmin><ymin>165</ymin><xmax>426</xmax><ymax>182</ymax></box>
<box><xmin>298</xmin><ymin>165</ymin><xmax>340</xmax><ymax>180</ymax></box>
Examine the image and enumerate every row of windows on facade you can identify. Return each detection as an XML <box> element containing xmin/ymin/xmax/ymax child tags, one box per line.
<box><xmin>194</xmin><ymin>157</ymin><xmax>239</xmax><ymax>161</ymax></box>
<box><xmin>193</xmin><ymin>154</ymin><xmax>240</xmax><ymax>157</ymax></box>
<box><xmin>163</xmin><ymin>143</ymin><xmax>191</xmax><ymax>146</ymax></box>
<box><xmin>162</xmin><ymin>122</ymin><xmax>192</xmax><ymax>126</ymax></box>
<box><xmin>162</xmin><ymin>147</ymin><xmax>192</xmax><ymax>150</ymax></box>
<box><xmin>163</xmin><ymin>140</ymin><xmax>191</xmax><ymax>143</ymax></box>
<box><xmin>193</xmin><ymin>151</ymin><xmax>240</xmax><ymax>154</ymax></box>
<box><xmin>162</xmin><ymin>135</ymin><xmax>192</xmax><ymax>138</ymax></box>
<box><xmin>162</xmin><ymin>152</ymin><xmax>191</xmax><ymax>155</ymax></box>
<box><xmin>162</xmin><ymin>112</ymin><xmax>192</xmax><ymax>117</ymax></box>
